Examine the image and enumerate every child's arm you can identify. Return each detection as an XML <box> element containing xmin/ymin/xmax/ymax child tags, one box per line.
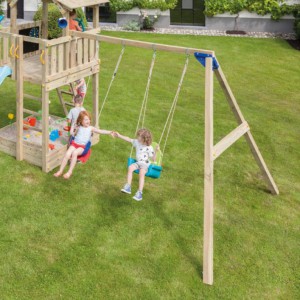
<box><xmin>114</xmin><ymin>132</ymin><xmax>133</xmax><ymax>143</ymax></box>
<box><xmin>92</xmin><ymin>127</ymin><xmax>114</xmax><ymax>136</ymax></box>
<box><xmin>76</xmin><ymin>79</ymin><xmax>85</xmax><ymax>89</ymax></box>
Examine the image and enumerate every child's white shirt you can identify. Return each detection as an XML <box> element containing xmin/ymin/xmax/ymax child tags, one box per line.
<box><xmin>67</xmin><ymin>106</ymin><xmax>85</xmax><ymax>126</ymax></box>
<box><xmin>132</xmin><ymin>139</ymin><xmax>154</xmax><ymax>166</ymax></box>
<box><xmin>74</xmin><ymin>126</ymin><xmax>92</xmax><ymax>145</ymax></box>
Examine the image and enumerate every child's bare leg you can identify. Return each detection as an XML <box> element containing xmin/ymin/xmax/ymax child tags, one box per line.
<box><xmin>127</xmin><ymin>164</ymin><xmax>138</xmax><ymax>185</ymax></box>
<box><xmin>54</xmin><ymin>146</ymin><xmax>75</xmax><ymax>177</ymax></box>
<box><xmin>63</xmin><ymin>148</ymin><xmax>84</xmax><ymax>179</ymax></box>
<box><xmin>138</xmin><ymin>169</ymin><xmax>147</xmax><ymax>192</ymax></box>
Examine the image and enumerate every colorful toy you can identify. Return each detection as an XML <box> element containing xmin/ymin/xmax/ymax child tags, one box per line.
<box><xmin>49</xmin><ymin>144</ymin><xmax>55</xmax><ymax>150</ymax></box>
<box><xmin>27</xmin><ymin>117</ymin><xmax>36</xmax><ymax>127</ymax></box>
<box><xmin>49</xmin><ymin>129</ymin><xmax>59</xmax><ymax>141</ymax></box>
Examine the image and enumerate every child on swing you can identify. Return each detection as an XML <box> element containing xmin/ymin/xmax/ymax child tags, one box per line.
<box><xmin>54</xmin><ymin>111</ymin><xmax>114</xmax><ymax>179</ymax></box>
<box><xmin>114</xmin><ymin>128</ymin><xmax>160</xmax><ymax>201</ymax></box>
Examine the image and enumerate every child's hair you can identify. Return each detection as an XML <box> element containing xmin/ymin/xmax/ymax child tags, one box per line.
<box><xmin>136</xmin><ymin>128</ymin><xmax>152</xmax><ymax>146</ymax></box>
<box><xmin>70</xmin><ymin>9</ymin><xmax>77</xmax><ymax>17</ymax></box>
<box><xmin>77</xmin><ymin>111</ymin><xmax>91</xmax><ymax>126</ymax></box>
<box><xmin>74</xmin><ymin>94</ymin><xmax>83</xmax><ymax>104</ymax></box>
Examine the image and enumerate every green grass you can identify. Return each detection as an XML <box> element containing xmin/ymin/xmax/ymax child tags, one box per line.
<box><xmin>0</xmin><ymin>32</ymin><xmax>299</xmax><ymax>299</ymax></box>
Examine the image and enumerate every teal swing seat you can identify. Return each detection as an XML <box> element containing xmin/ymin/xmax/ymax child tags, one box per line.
<box><xmin>128</xmin><ymin>142</ymin><xmax>163</xmax><ymax>179</ymax></box>
<box><xmin>127</xmin><ymin>158</ymin><xmax>162</xmax><ymax>179</ymax></box>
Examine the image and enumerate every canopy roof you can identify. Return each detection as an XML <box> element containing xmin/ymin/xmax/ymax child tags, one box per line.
<box><xmin>52</xmin><ymin>0</ymin><xmax>109</xmax><ymax>10</ymax></box>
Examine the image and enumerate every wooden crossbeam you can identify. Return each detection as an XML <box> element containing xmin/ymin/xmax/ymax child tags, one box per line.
<box><xmin>214</xmin><ymin>67</ymin><xmax>279</xmax><ymax>195</ymax></box>
<box><xmin>213</xmin><ymin>122</ymin><xmax>250</xmax><ymax>160</ymax></box>
<box><xmin>24</xmin><ymin>93</ymin><xmax>42</xmax><ymax>102</ymax></box>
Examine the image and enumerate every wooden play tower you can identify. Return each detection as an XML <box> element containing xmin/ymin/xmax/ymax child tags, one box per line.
<box><xmin>0</xmin><ymin>0</ymin><xmax>108</xmax><ymax>172</ymax></box>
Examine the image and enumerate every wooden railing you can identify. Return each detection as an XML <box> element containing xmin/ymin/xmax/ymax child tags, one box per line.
<box><xmin>45</xmin><ymin>36</ymin><xmax>98</xmax><ymax>80</ymax></box>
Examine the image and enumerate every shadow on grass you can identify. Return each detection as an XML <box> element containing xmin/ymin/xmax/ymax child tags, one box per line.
<box><xmin>152</xmin><ymin>201</ymin><xmax>203</xmax><ymax>279</ymax></box>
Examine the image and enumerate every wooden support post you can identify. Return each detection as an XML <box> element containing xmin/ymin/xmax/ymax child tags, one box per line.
<box><xmin>42</xmin><ymin>44</ymin><xmax>49</xmax><ymax>172</ymax></box>
<box><xmin>93</xmin><ymin>5</ymin><xmax>100</xmax><ymax>29</ymax></box>
<box><xmin>10</xmin><ymin>2</ymin><xmax>17</xmax><ymax>34</ymax></box>
<box><xmin>41</xmin><ymin>2</ymin><xmax>48</xmax><ymax>39</ymax></box>
<box><xmin>203</xmin><ymin>57</ymin><xmax>214</xmax><ymax>285</ymax></box>
<box><xmin>214</xmin><ymin>67</ymin><xmax>279</xmax><ymax>195</ymax></box>
<box><xmin>16</xmin><ymin>36</ymin><xmax>24</xmax><ymax>161</ymax></box>
<box><xmin>63</xmin><ymin>12</ymin><xmax>70</xmax><ymax>37</ymax></box>
<box><xmin>42</xmin><ymin>87</ymin><xmax>49</xmax><ymax>172</ymax></box>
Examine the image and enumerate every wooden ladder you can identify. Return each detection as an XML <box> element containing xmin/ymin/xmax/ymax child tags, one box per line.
<box><xmin>56</xmin><ymin>83</ymin><xmax>75</xmax><ymax>116</ymax></box>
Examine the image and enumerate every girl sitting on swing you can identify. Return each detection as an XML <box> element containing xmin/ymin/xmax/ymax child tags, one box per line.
<box><xmin>114</xmin><ymin>128</ymin><xmax>160</xmax><ymax>201</ymax></box>
<box><xmin>54</xmin><ymin>111</ymin><xmax>114</xmax><ymax>179</ymax></box>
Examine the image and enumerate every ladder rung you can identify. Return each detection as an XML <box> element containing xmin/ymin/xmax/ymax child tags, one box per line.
<box><xmin>65</xmin><ymin>102</ymin><xmax>75</xmax><ymax>107</ymax></box>
<box><xmin>61</xmin><ymin>91</ymin><xmax>74</xmax><ymax>96</ymax></box>
<box><xmin>23</xmin><ymin>108</ymin><xmax>40</xmax><ymax>116</ymax></box>
<box><xmin>24</xmin><ymin>93</ymin><xmax>42</xmax><ymax>102</ymax></box>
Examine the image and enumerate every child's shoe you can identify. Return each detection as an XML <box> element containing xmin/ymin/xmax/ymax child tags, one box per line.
<box><xmin>133</xmin><ymin>191</ymin><xmax>143</xmax><ymax>201</ymax></box>
<box><xmin>121</xmin><ymin>183</ymin><xmax>131</xmax><ymax>194</ymax></box>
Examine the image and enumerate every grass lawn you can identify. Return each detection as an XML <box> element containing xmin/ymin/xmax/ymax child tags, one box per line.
<box><xmin>0</xmin><ymin>32</ymin><xmax>299</xmax><ymax>299</ymax></box>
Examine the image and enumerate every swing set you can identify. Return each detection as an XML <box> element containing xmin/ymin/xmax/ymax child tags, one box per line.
<box><xmin>77</xmin><ymin>34</ymin><xmax>278</xmax><ymax>285</ymax></box>
<box><xmin>97</xmin><ymin>45</ymin><xmax>189</xmax><ymax>178</ymax></box>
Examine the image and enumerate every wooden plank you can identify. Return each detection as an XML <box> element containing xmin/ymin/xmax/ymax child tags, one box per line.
<box><xmin>213</xmin><ymin>122</ymin><xmax>250</xmax><ymax>160</ymax></box>
<box><xmin>77</xmin><ymin>38</ymin><xmax>83</xmax><ymax>65</ymax></box>
<box><xmin>3</xmin><ymin>37</ymin><xmax>9</xmax><ymax>64</ymax></box>
<box><xmin>42</xmin><ymin>2</ymin><xmax>48</xmax><ymax>39</ymax></box>
<box><xmin>22</xmin><ymin>124</ymin><xmax>42</xmax><ymax>133</ymax></box>
<box><xmin>23</xmin><ymin>153</ymin><xmax>43</xmax><ymax>167</ymax></box>
<box><xmin>93</xmin><ymin>5</ymin><xmax>100</xmax><ymax>29</ymax></box>
<box><xmin>16</xmin><ymin>36</ymin><xmax>24</xmax><ymax>161</ymax></box>
<box><xmin>45</xmin><ymin>64</ymin><xmax>99</xmax><ymax>91</ymax></box>
<box><xmin>203</xmin><ymin>57</ymin><xmax>214</xmax><ymax>286</ymax></box>
<box><xmin>10</xmin><ymin>4</ymin><xmax>17</xmax><ymax>34</ymax></box>
<box><xmin>83</xmin><ymin>38</ymin><xmax>89</xmax><ymax>64</ymax></box>
<box><xmin>70</xmin><ymin>39</ymin><xmax>77</xmax><ymax>68</ymax></box>
<box><xmin>214</xmin><ymin>67</ymin><xmax>279</xmax><ymax>195</ymax></box>
<box><xmin>17</xmin><ymin>20</ymin><xmax>42</xmax><ymax>31</ymax></box>
<box><xmin>24</xmin><ymin>93</ymin><xmax>42</xmax><ymax>102</ymax></box>
<box><xmin>51</xmin><ymin>46</ymin><xmax>57</xmax><ymax>75</ymax></box>
<box><xmin>23</xmin><ymin>108</ymin><xmax>40</xmax><ymax>116</ymax></box>
<box><xmin>96</xmin><ymin>32</ymin><xmax>215</xmax><ymax>56</ymax></box>
<box><xmin>46</xmin><ymin>36</ymin><xmax>72</xmax><ymax>46</ymax></box>
<box><xmin>89</xmin><ymin>39</ymin><xmax>95</xmax><ymax>62</ymax></box>
<box><xmin>57</xmin><ymin>44</ymin><xmax>64</xmax><ymax>73</ymax></box>
<box><xmin>22</xmin><ymin>36</ymin><xmax>46</xmax><ymax>45</ymax></box>
<box><xmin>46</xmin><ymin>60</ymin><xmax>98</xmax><ymax>82</ymax></box>
<box><xmin>64</xmin><ymin>41</ymin><xmax>70</xmax><ymax>70</ymax></box>
<box><xmin>0</xmin><ymin>143</ymin><xmax>16</xmax><ymax>156</ymax></box>
<box><xmin>62</xmin><ymin>11</ymin><xmax>70</xmax><ymax>37</ymax></box>
<box><xmin>42</xmin><ymin>88</ymin><xmax>50</xmax><ymax>172</ymax></box>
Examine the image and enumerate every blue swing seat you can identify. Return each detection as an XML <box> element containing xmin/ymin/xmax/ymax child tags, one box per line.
<box><xmin>127</xmin><ymin>157</ymin><xmax>163</xmax><ymax>179</ymax></box>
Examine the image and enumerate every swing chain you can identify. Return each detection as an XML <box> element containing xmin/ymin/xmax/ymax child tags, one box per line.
<box><xmin>159</xmin><ymin>55</ymin><xmax>189</xmax><ymax>160</ymax></box>
<box><xmin>98</xmin><ymin>45</ymin><xmax>126</xmax><ymax>125</ymax></box>
<box><xmin>130</xmin><ymin>50</ymin><xmax>157</xmax><ymax>158</ymax></box>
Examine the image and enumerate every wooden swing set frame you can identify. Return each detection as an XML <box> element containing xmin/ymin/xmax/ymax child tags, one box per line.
<box><xmin>0</xmin><ymin>0</ymin><xmax>279</xmax><ymax>286</ymax></box>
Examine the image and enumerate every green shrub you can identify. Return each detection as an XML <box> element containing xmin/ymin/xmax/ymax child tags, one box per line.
<box><xmin>205</xmin><ymin>0</ymin><xmax>294</xmax><ymax>20</ymax></box>
<box><xmin>0</xmin><ymin>0</ymin><xmax>4</xmax><ymax>15</ymax></box>
<box><xmin>33</xmin><ymin>4</ymin><xmax>87</xmax><ymax>39</ymax></box>
<box><xmin>292</xmin><ymin>4</ymin><xmax>300</xmax><ymax>39</ymax></box>
<box><xmin>110</xmin><ymin>0</ymin><xmax>178</xmax><ymax>12</ymax></box>
<box><xmin>123</xmin><ymin>20</ymin><xmax>140</xmax><ymax>31</ymax></box>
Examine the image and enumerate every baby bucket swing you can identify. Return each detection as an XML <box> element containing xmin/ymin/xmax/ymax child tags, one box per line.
<box><xmin>128</xmin><ymin>50</ymin><xmax>190</xmax><ymax>179</ymax></box>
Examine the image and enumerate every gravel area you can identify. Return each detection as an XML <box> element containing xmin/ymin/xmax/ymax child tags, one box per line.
<box><xmin>100</xmin><ymin>25</ymin><xmax>296</xmax><ymax>40</ymax></box>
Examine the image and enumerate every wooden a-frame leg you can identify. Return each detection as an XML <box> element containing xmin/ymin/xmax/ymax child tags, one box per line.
<box><xmin>42</xmin><ymin>88</ymin><xmax>49</xmax><ymax>172</ymax></box>
<box><xmin>214</xmin><ymin>67</ymin><xmax>279</xmax><ymax>195</ymax></box>
<box><xmin>203</xmin><ymin>57</ymin><xmax>214</xmax><ymax>285</ymax></box>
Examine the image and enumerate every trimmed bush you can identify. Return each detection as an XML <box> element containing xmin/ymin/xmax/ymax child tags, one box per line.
<box><xmin>109</xmin><ymin>0</ymin><xmax>178</xmax><ymax>12</ymax></box>
<box><xmin>33</xmin><ymin>4</ymin><xmax>87</xmax><ymax>39</ymax></box>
